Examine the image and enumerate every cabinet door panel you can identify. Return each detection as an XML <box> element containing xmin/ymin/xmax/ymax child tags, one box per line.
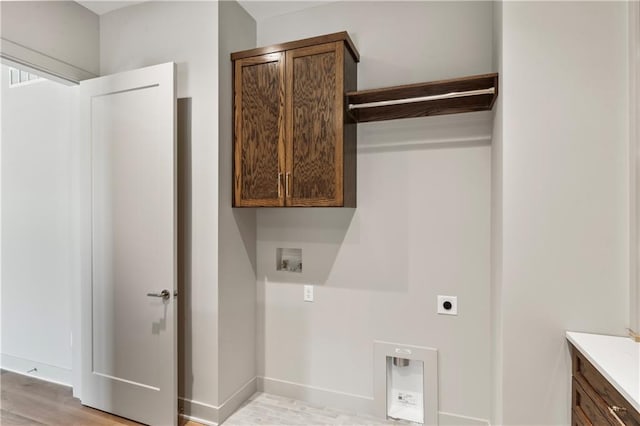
<box><xmin>286</xmin><ymin>42</ymin><xmax>343</xmax><ymax>206</ymax></box>
<box><xmin>234</xmin><ymin>53</ymin><xmax>285</xmax><ymax>206</ymax></box>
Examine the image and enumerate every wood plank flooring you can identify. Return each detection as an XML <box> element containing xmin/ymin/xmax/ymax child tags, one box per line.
<box><xmin>1</xmin><ymin>369</ymin><xmax>140</xmax><ymax>425</ymax></box>
<box><xmin>1</xmin><ymin>370</ymin><xmax>405</xmax><ymax>425</ymax></box>
<box><xmin>0</xmin><ymin>370</ymin><xmax>195</xmax><ymax>426</ymax></box>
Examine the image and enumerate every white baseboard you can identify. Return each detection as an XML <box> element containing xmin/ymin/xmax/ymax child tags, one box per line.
<box><xmin>179</xmin><ymin>413</ymin><xmax>218</xmax><ymax>426</ymax></box>
<box><xmin>179</xmin><ymin>376</ymin><xmax>257</xmax><ymax>425</ymax></box>
<box><xmin>439</xmin><ymin>411</ymin><xmax>490</xmax><ymax>426</ymax></box>
<box><xmin>179</xmin><ymin>396</ymin><xmax>219</xmax><ymax>424</ymax></box>
<box><xmin>258</xmin><ymin>376</ymin><xmax>374</xmax><ymax>415</ymax></box>
<box><xmin>218</xmin><ymin>376</ymin><xmax>257</xmax><ymax>423</ymax></box>
<box><xmin>0</xmin><ymin>357</ymin><xmax>489</xmax><ymax>426</ymax></box>
<box><xmin>1</xmin><ymin>353</ymin><xmax>72</xmax><ymax>387</ymax></box>
<box><xmin>257</xmin><ymin>376</ymin><xmax>490</xmax><ymax>426</ymax></box>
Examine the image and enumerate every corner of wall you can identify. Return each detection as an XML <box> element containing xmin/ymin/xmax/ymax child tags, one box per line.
<box><xmin>490</xmin><ymin>1</ymin><xmax>504</xmax><ymax>424</ymax></box>
<box><xmin>629</xmin><ymin>0</ymin><xmax>640</xmax><ymax>336</ymax></box>
<box><xmin>498</xmin><ymin>2</ymin><xmax>630</xmax><ymax>424</ymax></box>
<box><xmin>217</xmin><ymin>0</ymin><xmax>258</xmax><ymax>411</ymax></box>
<box><xmin>100</xmin><ymin>0</ymin><xmax>223</xmax><ymax>418</ymax></box>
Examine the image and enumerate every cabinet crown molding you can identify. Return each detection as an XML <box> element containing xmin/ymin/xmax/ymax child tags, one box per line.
<box><xmin>230</xmin><ymin>31</ymin><xmax>360</xmax><ymax>63</ymax></box>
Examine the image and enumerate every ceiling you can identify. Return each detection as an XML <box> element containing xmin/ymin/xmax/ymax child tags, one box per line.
<box><xmin>76</xmin><ymin>1</ymin><xmax>335</xmax><ymax>21</ymax></box>
<box><xmin>236</xmin><ymin>1</ymin><xmax>335</xmax><ymax>21</ymax></box>
<box><xmin>76</xmin><ymin>1</ymin><xmax>146</xmax><ymax>15</ymax></box>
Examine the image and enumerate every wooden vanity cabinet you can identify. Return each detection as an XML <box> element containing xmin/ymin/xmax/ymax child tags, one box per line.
<box><xmin>232</xmin><ymin>32</ymin><xmax>359</xmax><ymax>207</ymax></box>
<box><xmin>569</xmin><ymin>343</ymin><xmax>640</xmax><ymax>426</ymax></box>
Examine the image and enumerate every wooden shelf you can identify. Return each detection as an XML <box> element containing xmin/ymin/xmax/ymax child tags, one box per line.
<box><xmin>346</xmin><ymin>73</ymin><xmax>498</xmax><ymax>123</ymax></box>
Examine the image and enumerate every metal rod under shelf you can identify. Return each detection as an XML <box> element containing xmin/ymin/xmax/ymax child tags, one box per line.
<box><xmin>348</xmin><ymin>87</ymin><xmax>496</xmax><ymax>110</ymax></box>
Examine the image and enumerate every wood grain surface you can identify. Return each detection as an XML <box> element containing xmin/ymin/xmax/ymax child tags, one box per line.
<box><xmin>351</xmin><ymin>93</ymin><xmax>496</xmax><ymax>122</ymax></box>
<box><xmin>232</xmin><ymin>36</ymin><xmax>359</xmax><ymax>208</ymax></box>
<box><xmin>230</xmin><ymin>31</ymin><xmax>360</xmax><ymax>63</ymax></box>
<box><xmin>286</xmin><ymin>42</ymin><xmax>342</xmax><ymax>206</ymax></box>
<box><xmin>0</xmin><ymin>370</ymin><xmax>204</xmax><ymax>426</ymax></box>
<box><xmin>1</xmin><ymin>370</ymin><xmax>140</xmax><ymax>425</ymax></box>
<box><xmin>1</xmin><ymin>370</ymin><xmax>394</xmax><ymax>426</ymax></box>
<box><xmin>342</xmin><ymin>44</ymin><xmax>358</xmax><ymax>208</ymax></box>
<box><xmin>347</xmin><ymin>73</ymin><xmax>499</xmax><ymax>123</ymax></box>
<box><xmin>234</xmin><ymin>53</ymin><xmax>285</xmax><ymax>206</ymax></box>
<box><xmin>347</xmin><ymin>73</ymin><xmax>498</xmax><ymax>103</ymax></box>
<box><xmin>570</xmin><ymin>343</ymin><xmax>640</xmax><ymax>426</ymax></box>
<box><xmin>572</xmin><ymin>376</ymin><xmax>615</xmax><ymax>426</ymax></box>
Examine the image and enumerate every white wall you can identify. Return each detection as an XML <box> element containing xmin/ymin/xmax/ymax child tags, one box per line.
<box><xmin>630</xmin><ymin>0</ymin><xmax>640</xmax><ymax>343</ymax></box>
<box><xmin>0</xmin><ymin>1</ymin><xmax>99</xmax><ymax>81</ymax></box>
<box><xmin>496</xmin><ymin>2</ymin><xmax>630</xmax><ymax>424</ymax></box>
<box><xmin>255</xmin><ymin>2</ymin><xmax>494</xmax><ymax>423</ymax></box>
<box><xmin>217</xmin><ymin>0</ymin><xmax>258</xmax><ymax>415</ymax></box>
<box><xmin>100</xmin><ymin>1</ymin><xmax>221</xmax><ymax>418</ymax></box>
<box><xmin>490</xmin><ymin>1</ymin><xmax>504</xmax><ymax>424</ymax></box>
<box><xmin>0</xmin><ymin>65</ymin><xmax>73</xmax><ymax>385</ymax></box>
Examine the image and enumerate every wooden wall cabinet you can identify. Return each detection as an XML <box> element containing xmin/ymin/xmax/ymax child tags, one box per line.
<box><xmin>232</xmin><ymin>32</ymin><xmax>359</xmax><ymax>207</ymax></box>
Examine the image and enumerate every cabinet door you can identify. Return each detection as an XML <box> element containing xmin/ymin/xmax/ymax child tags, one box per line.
<box><xmin>285</xmin><ymin>42</ymin><xmax>343</xmax><ymax>206</ymax></box>
<box><xmin>234</xmin><ymin>53</ymin><xmax>285</xmax><ymax>206</ymax></box>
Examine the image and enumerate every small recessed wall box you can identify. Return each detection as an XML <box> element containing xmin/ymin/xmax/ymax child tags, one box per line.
<box><xmin>276</xmin><ymin>248</ymin><xmax>302</xmax><ymax>273</ymax></box>
<box><xmin>386</xmin><ymin>356</ymin><xmax>424</xmax><ymax>423</ymax></box>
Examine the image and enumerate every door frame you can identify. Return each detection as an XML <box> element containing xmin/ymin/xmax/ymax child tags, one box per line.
<box><xmin>2</xmin><ymin>46</ymin><xmax>179</xmax><ymax>422</ymax></box>
<box><xmin>0</xmin><ymin>37</ymin><xmax>96</xmax><ymax>85</ymax></box>
<box><xmin>0</xmin><ymin>54</ymin><xmax>89</xmax><ymax>401</ymax></box>
<box><xmin>1</xmin><ymin>41</ymin><xmax>94</xmax><ymax>400</ymax></box>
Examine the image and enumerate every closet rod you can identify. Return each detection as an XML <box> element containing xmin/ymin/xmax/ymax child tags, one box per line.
<box><xmin>348</xmin><ymin>87</ymin><xmax>495</xmax><ymax>110</ymax></box>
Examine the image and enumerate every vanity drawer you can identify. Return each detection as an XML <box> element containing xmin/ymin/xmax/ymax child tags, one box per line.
<box><xmin>573</xmin><ymin>407</ymin><xmax>592</xmax><ymax>426</ymax></box>
<box><xmin>573</xmin><ymin>377</ymin><xmax>616</xmax><ymax>426</ymax></box>
<box><xmin>572</xmin><ymin>408</ymin><xmax>589</xmax><ymax>426</ymax></box>
<box><xmin>571</xmin><ymin>344</ymin><xmax>640</xmax><ymax>426</ymax></box>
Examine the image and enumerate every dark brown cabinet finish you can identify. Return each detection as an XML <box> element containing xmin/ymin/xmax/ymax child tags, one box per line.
<box><xmin>346</xmin><ymin>73</ymin><xmax>499</xmax><ymax>123</ymax></box>
<box><xmin>234</xmin><ymin>53</ymin><xmax>285</xmax><ymax>207</ymax></box>
<box><xmin>287</xmin><ymin>42</ymin><xmax>341</xmax><ymax>206</ymax></box>
<box><xmin>569</xmin><ymin>342</ymin><xmax>640</xmax><ymax>426</ymax></box>
<box><xmin>232</xmin><ymin>32</ymin><xmax>358</xmax><ymax>207</ymax></box>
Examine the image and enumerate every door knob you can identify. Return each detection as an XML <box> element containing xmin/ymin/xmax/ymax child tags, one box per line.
<box><xmin>147</xmin><ymin>289</ymin><xmax>170</xmax><ymax>301</ymax></box>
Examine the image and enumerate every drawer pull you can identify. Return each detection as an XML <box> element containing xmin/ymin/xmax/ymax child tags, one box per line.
<box><xmin>608</xmin><ymin>405</ymin><xmax>627</xmax><ymax>426</ymax></box>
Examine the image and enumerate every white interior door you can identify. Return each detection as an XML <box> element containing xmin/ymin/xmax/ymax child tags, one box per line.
<box><xmin>78</xmin><ymin>62</ymin><xmax>176</xmax><ymax>426</ymax></box>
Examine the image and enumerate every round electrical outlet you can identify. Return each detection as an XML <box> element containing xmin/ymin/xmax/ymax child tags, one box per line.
<box><xmin>437</xmin><ymin>295</ymin><xmax>458</xmax><ymax>315</ymax></box>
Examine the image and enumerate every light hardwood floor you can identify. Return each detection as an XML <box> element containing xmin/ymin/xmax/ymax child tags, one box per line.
<box><xmin>0</xmin><ymin>370</ymin><xmax>200</xmax><ymax>426</ymax></box>
<box><xmin>1</xmin><ymin>370</ymin><xmax>402</xmax><ymax>425</ymax></box>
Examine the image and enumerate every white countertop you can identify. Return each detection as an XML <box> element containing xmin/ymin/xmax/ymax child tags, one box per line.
<box><xmin>566</xmin><ymin>331</ymin><xmax>640</xmax><ymax>413</ymax></box>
